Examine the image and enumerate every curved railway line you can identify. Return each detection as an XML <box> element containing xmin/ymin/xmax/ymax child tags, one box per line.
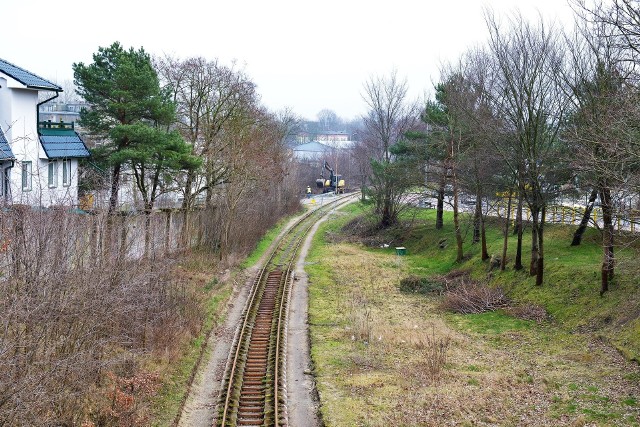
<box><xmin>215</xmin><ymin>194</ymin><xmax>354</xmax><ymax>427</ymax></box>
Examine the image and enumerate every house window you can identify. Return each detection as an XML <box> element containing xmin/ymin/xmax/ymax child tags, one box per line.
<box><xmin>62</xmin><ymin>159</ymin><xmax>72</xmax><ymax>187</ymax></box>
<box><xmin>22</xmin><ymin>161</ymin><xmax>32</xmax><ymax>191</ymax></box>
<box><xmin>48</xmin><ymin>160</ymin><xmax>58</xmax><ymax>188</ymax></box>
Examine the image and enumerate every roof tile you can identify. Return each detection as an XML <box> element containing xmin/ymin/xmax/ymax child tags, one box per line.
<box><xmin>0</xmin><ymin>127</ymin><xmax>14</xmax><ymax>160</ymax></box>
<box><xmin>0</xmin><ymin>58</ymin><xmax>61</xmax><ymax>91</ymax></box>
<box><xmin>39</xmin><ymin>132</ymin><xmax>90</xmax><ymax>158</ymax></box>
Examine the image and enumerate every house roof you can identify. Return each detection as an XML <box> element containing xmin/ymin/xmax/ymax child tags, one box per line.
<box><xmin>293</xmin><ymin>141</ymin><xmax>332</xmax><ymax>152</ymax></box>
<box><xmin>0</xmin><ymin>58</ymin><xmax>62</xmax><ymax>91</ymax></box>
<box><xmin>0</xmin><ymin>127</ymin><xmax>13</xmax><ymax>160</ymax></box>
<box><xmin>39</xmin><ymin>128</ymin><xmax>90</xmax><ymax>158</ymax></box>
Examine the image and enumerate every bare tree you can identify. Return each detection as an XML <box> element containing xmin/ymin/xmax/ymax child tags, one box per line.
<box><xmin>317</xmin><ymin>108</ymin><xmax>340</xmax><ymax>131</ymax></box>
<box><xmin>157</xmin><ymin>56</ymin><xmax>258</xmax><ymax>246</ymax></box>
<box><xmin>484</xmin><ymin>11</ymin><xmax>570</xmax><ymax>285</ymax></box>
<box><xmin>572</xmin><ymin>0</ymin><xmax>640</xmax><ymax>77</ymax></box>
<box><xmin>362</xmin><ymin>71</ymin><xmax>417</xmax><ymax>162</ymax></box>
<box><xmin>561</xmin><ymin>18</ymin><xmax>640</xmax><ymax>294</ymax></box>
<box><xmin>361</xmin><ymin>71</ymin><xmax>420</xmax><ymax>226</ymax></box>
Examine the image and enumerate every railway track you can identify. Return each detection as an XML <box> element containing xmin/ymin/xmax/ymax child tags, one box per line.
<box><xmin>216</xmin><ymin>194</ymin><xmax>353</xmax><ymax>427</ymax></box>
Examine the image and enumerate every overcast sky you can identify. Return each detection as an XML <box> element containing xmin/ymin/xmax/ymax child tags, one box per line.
<box><xmin>4</xmin><ymin>0</ymin><xmax>577</xmax><ymax>121</ymax></box>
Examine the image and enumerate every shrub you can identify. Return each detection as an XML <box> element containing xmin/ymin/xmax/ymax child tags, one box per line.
<box><xmin>441</xmin><ymin>284</ymin><xmax>510</xmax><ymax>314</ymax></box>
<box><xmin>424</xmin><ymin>325</ymin><xmax>452</xmax><ymax>383</ymax></box>
<box><xmin>506</xmin><ymin>304</ymin><xmax>549</xmax><ymax>323</ymax></box>
<box><xmin>399</xmin><ymin>276</ymin><xmax>444</xmax><ymax>294</ymax></box>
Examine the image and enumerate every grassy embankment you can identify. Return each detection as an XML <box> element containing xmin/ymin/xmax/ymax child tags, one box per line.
<box><xmin>307</xmin><ymin>202</ymin><xmax>640</xmax><ymax>426</ymax></box>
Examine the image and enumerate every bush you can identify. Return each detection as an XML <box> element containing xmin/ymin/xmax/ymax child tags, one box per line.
<box><xmin>506</xmin><ymin>304</ymin><xmax>549</xmax><ymax>323</ymax></box>
<box><xmin>441</xmin><ymin>284</ymin><xmax>510</xmax><ymax>314</ymax></box>
<box><xmin>399</xmin><ymin>276</ymin><xmax>444</xmax><ymax>294</ymax></box>
<box><xmin>424</xmin><ymin>326</ymin><xmax>452</xmax><ymax>383</ymax></box>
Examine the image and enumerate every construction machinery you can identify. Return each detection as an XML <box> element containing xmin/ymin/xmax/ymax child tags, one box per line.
<box><xmin>315</xmin><ymin>160</ymin><xmax>345</xmax><ymax>193</ymax></box>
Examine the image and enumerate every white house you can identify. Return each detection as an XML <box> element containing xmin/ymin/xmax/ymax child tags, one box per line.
<box><xmin>0</xmin><ymin>58</ymin><xmax>89</xmax><ymax>207</ymax></box>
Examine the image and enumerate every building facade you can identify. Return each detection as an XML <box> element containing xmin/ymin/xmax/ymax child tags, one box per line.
<box><xmin>0</xmin><ymin>58</ymin><xmax>89</xmax><ymax>207</ymax></box>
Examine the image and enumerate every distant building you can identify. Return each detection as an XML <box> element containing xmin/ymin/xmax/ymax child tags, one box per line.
<box><xmin>292</xmin><ymin>141</ymin><xmax>333</xmax><ymax>161</ymax></box>
<box><xmin>0</xmin><ymin>58</ymin><xmax>90</xmax><ymax>207</ymax></box>
<box><xmin>296</xmin><ymin>130</ymin><xmax>350</xmax><ymax>144</ymax></box>
<box><xmin>316</xmin><ymin>131</ymin><xmax>349</xmax><ymax>143</ymax></box>
<box><xmin>296</xmin><ymin>131</ymin><xmax>311</xmax><ymax>144</ymax></box>
<box><xmin>39</xmin><ymin>101</ymin><xmax>88</xmax><ymax>125</ymax></box>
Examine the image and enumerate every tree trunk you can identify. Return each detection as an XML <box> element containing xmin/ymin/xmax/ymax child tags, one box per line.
<box><xmin>500</xmin><ymin>192</ymin><xmax>513</xmax><ymax>271</ymax></box>
<box><xmin>381</xmin><ymin>179</ymin><xmax>394</xmax><ymax>227</ymax></box>
<box><xmin>514</xmin><ymin>191</ymin><xmax>524</xmax><ymax>270</ymax></box>
<box><xmin>571</xmin><ymin>189</ymin><xmax>598</xmax><ymax>246</ymax></box>
<box><xmin>536</xmin><ymin>206</ymin><xmax>545</xmax><ymax>286</ymax></box>
<box><xmin>480</xmin><ymin>200</ymin><xmax>489</xmax><ymax>261</ymax></box>
<box><xmin>599</xmin><ymin>187</ymin><xmax>615</xmax><ymax>295</ymax></box>
<box><xmin>436</xmin><ymin>181</ymin><xmax>445</xmax><ymax>230</ymax></box>
<box><xmin>119</xmin><ymin>213</ymin><xmax>127</xmax><ymax>261</ymax></box>
<box><xmin>105</xmin><ymin>163</ymin><xmax>122</xmax><ymax>258</ymax></box>
<box><xmin>164</xmin><ymin>210</ymin><xmax>172</xmax><ymax>255</ymax></box>
<box><xmin>360</xmin><ymin>169</ymin><xmax>367</xmax><ymax>202</ymax></box>
<box><xmin>143</xmin><ymin>208</ymin><xmax>152</xmax><ymax>259</ymax></box>
<box><xmin>180</xmin><ymin>171</ymin><xmax>195</xmax><ymax>246</ymax></box>
<box><xmin>529</xmin><ymin>205</ymin><xmax>540</xmax><ymax>277</ymax></box>
<box><xmin>181</xmin><ymin>209</ymin><xmax>191</xmax><ymax>248</ymax></box>
<box><xmin>107</xmin><ymin>164</ymin><xmax>121</xmax><ymax>217</ymax></box>
<box><xmin>452</xmin><ymin>171</ymin><xmax>463</xmax><ymax>263</ymax></box>
<box><xmin>473</xmin><ymin>196</ymin><xmax>481</xmax><ymax>244</ymax></box>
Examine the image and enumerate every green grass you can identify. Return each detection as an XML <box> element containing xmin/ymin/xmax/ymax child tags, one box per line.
<box><xmin>308</xmin><ymin>202</ymin><xmax>640</xmax><ymax>426</ymax></box>
<box><xmin>325</xmin><ymin>204</ymin><xmax>640</xmax><ymax>360</ymax></box>
<box><xmin>449</xmin><ymin>310</ymin><xmax>534</xmax><ymax>335</ymax></box>
<box><xmin>359</xmin><ymin>206</ymin><xmax>640</xmax><ymax>361</ymax></box>
<box><xmin>241</xmin><ymin>210</ymin><xmax>303</xmax><ymax>268</ymax></box>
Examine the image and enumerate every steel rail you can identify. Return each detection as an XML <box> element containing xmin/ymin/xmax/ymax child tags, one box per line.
<box><xmin>217</xmin><ymin>194</ymin><xmax>354</xmax><ymax>426</ymax></box>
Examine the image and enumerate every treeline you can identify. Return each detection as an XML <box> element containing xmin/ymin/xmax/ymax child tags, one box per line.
<box><xmin>357</xmin><ymin>1</ymin><xmax>640</xmax><ymax>295</ymax></box>
<box><xmin>0</xmin><ymin>43</ymin><xmax>301</xmax><ymax>425</ymax></box>
<box><xmin>75</xmin><ymin>43</ymin><xmax>301</xmax><ymax>258</ymax></box>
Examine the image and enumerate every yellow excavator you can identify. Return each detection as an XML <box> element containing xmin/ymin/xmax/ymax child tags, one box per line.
<box><xmin>315</xmin><ymin>160</ymin><xmax>345</xmax><ymax>194</ymax></box>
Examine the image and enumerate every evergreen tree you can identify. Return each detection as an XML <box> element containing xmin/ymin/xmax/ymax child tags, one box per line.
<box><xmin>73</xmin><ymin>42</ymin><xmax>180</xmax><ymax>214</ymax></box>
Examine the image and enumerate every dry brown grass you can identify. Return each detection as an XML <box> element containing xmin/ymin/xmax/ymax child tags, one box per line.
<box><xmin>506</xmin><ymin>303</ymin><xmax>549</xmax><ymax>323</ymax></box>
<box><xmin>309</xmin><ymin>242</ymin><xmax>640</xmax><ymax>426</ymax></box>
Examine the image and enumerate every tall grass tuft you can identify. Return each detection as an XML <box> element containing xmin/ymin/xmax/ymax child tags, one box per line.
<box><xmin>424</xmin><ymin>325</ymin><xmax>452</xmax><ymax>383</ymax></box>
